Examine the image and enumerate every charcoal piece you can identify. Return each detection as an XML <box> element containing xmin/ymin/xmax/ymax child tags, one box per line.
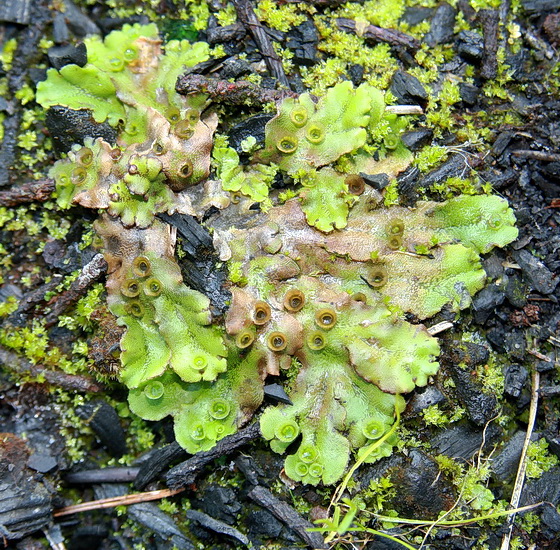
<box><xmin>532</xmin><ymin>170</ymin><xmax>560</xmax><ymax>198</ymax></box>
<box><xmin>45</xmin><ymin>106</ymin><xmax>118</xmax><ymax>154</ymax></box>
<box><xmin>47</xmin><ymin>43</ymin><xmax>87</xmax><ymax>71</ymax></box>
<box><xmin>0</xmin><ymin>434</ymin><xmax>53</xmax><ymax>540</ymax></box>
<box><xmin>486</xmin><ymin>325</ymin><xmax>506</xmax><ymax>352</ymax></box>
<box><xmin>361</xmin><ymin>172</ymin><xmax>391</xmax><ymax>190</ymax></box>
<box><xmin>61</xmin><ymin>0</ymin><xmax>100</xmax><ymax>37</ymax></box>
<box><xmin>397</xmin><ymin>166</ymin><xmax>421</xmax><ymax>204</ymax></box>
<box><xmin>286</xmin><ymin>20</ymin><xmax>318</xmax><ymax>66</ymax></box>
<box><xmin>264</xmin><ymin>383</ymin><xmax>292</xmax><ymax>404</ymax></box>
<box><xmin>347</xmin><ymin>63</ymin><xmax>364</xmax><ymax>86</ymax></box>
<box><xmin>53</xmin><ymin>11</ymin><xmax>70</xmax><ymax>43</ymax></box>
<box><xmin>220</xmin><ymin>57</ymin><xmax>251</xmax><ymax>79</ymax></box>
<box><xmin>513</xmin><ymin>249</ymin><xmax>558</xmax><ymax>295</ymax></box>
<box><xmin>390</xmin><ymin>70</ymin><xmax>428</xmax><ymax>105</ymax></box>
<box><xmin>483</xmin><ymin>254</ymin><xmax>505</xmax><ymax>280</ymax></box>
<box><xmin>134</xmin><ymin>442</ymin><xmax>185</xmax><ymax>490</ymax></box>
<box><xmin>491</xmin><ymin>431</ymin><xmax>537</xmax><ymax>482</ymax></box>
<box><xmin>206</xmin><ymin>23</ymin><xmax>246</xmax><ymax>45</ymax></box>
<box><xmin>0</xmin><ymin>0</ymin><xmax>32</xmax><ymax>24</ymax></box>
<box><xmin>387</xmin><ymin>450</ymin><xmax>456</xmax><ymax>518</ymax></box>
<box><xmin>408</xmin><ymin>386</ymin><xmax>446</xmax><ymax>414</ymax></box>
<box><xmin>459</xmin><ymin>82</ymin><xmax>480</xmax><ymax>105</ymax></box>
<box><xmin>520</xmin><ymin>466</ymin><xmax>560</xmax><ymax>506</ymax></box>
<box><xmin>194</xmin><ymin>485</ymin><xmax>241</xmax><ymax>525</ymax></box>
<box><xmin>45</xmin><ymin>241</ymin><xmax>98</xmax><ymax>274</ymax></box>
<box><xmin>234</xmin><ymin>455</ymin><xmax>263</xmax><ymax>486</ymax></box>
<box><xmin>541</xmin><ymin>505</ymin><xmax>560</xmax><ymax>534</ymax></box>
<box><xmin>160</xmin><ymin>213</ymin><xmax>213</xmax><ymax>257</ymax></box>
<box><xmin>504</xmin><ymin>364</ymin><xmax>529</xmax><ymax>398</ymax></box>
<box><xmin>42</xmin><ymin>240</ymin><xmax>66</xmax><ymax>268</ymax></box>
<box><xmin>456</xmin><ymin>30</ymin><xmax>484</xmax><ymax>62</ymax></box>
<box><xmin>402</xmin><ymin>7</ymin><xmax>434</xmax><ymax>26</ymax></box>
<box><xmin>401</xmin><ymin>128</ymin><xmax>433</xmax><ymax>151</ymax></box>
<box><xmin>536</xmin><ymin>359</ymin><xmax>555</xmax><ymax>373</ymax></box>
<box><xmin>65</xmin><ymin>467</ymin><xmax>140</xmax><ymax>484</ymax></box>
<box><xmin>491</xmin><ymin>131</ymin><xmax>514</xmax><ymax>157</ymax></box>
<box><xmin>520</xmin><ymin>0</ymin><xmax>560</xmax><ymax>15</ymax></box>
<box><xmin>247</xmin><ymin>486</ymin><xmax>327</xmax><ymax>549</ymax></box>
<box><xmin>540</xmin><ymin>385</ymin><xmax>560</xmax><ymax>397</ymax></box>
<box><xmin>228</xmin><ymin>113</ymin><xmax>273</xmax><ymax>154</ymax></box>
<box><xmin>246</xmin><ymin>509</ymin><xmax>283</xmax><ymax>538</ymax></box>
<box><xmin>76</xmin><ymin>400</ymin><xmax>127</xmax><ymax>457</ymax></box>
<box><xmin>68</xmin><ymin>525</ymin><xmax>109</xmax><ymax>550</ymax></box>
<box><xmin>542</xmin><ymin>161</ymin><xmax>560</xmax><ymax>181</ymax></box>
<box><xmin>186</xmin><ymin>509</ymin><xmax>249</xmax><ymax>546</ymax></box>
<box><xmin>503</xmin><ymin>329</ymin><xmax>527</xmax><ymax>361</ymax></box>
<box><xmin>27</xmin><ymin>453</ymin><xmax>57</xmax><ymax>474</ymax></box>
<box><xmin>480</xmin><ymin>167</ymin><xmax>517</xmax><ymax>190</ymax></box>
<box><xmin>232</xmin><ymin>0</ymin><xmax>290</xmax><ymax>88</ymax></box>
<box><xmin>160</xmin><ymin>213</ymin><xmax>231</xmax><ymax>315</ymax></box>
<box><xmin>432</xmin><ymin>423</ymin><xmax>501</xmax><ymax>460</ymax></box>
<box><xmin>425</xmin><ymin>3</ymin><xmax>457</xmax><ymax>46</ymax></box>
<box><xmin>447</xmin><ymin>365</ymin><xmax>498</xmax><ymax>426</ymax></box>
<box><xmin>418</xmin><ymin>154</ymin><xmax>470</xmax><ymax>188</ymax></box>
<box><xmin>472</xmin><ymin>283</ymin><xmax>506</xmax><ymax>324</ymax></box>
<box><xmin>130</xmin><ymin>503</ymin><xmax>195</xmax><ymax>550</ymax></box>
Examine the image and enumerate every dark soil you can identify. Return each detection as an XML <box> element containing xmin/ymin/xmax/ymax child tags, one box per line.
<box><xmin>1</xmin><ymin>1</ymin><xmax>559</xmax><ymax>549</ymax></box>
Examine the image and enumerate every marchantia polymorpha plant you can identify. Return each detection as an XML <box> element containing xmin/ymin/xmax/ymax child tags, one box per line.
<box><xmin>36</xmin><ymin>23</ymin><xmax>517</xmax><ymax>485</ymax></box>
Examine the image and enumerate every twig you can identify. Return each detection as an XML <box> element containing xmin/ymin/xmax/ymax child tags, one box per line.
<box><xmin>176</xmin><ymin>74</ymin><xmax>298</xmax><ymax>106</ymax></box>
<box><xmin>337</xmin><ymin>17</ymin><xmax>420</xmax><ymax>51</ymax></box>
<box><xmin>64</xmin><ymin>467</ymin><xmax>140</xmax><ymax>485</ymax></box>
<box><xmin>511</xmin><ymin>149</ymin><xmax>560</xmax><ymax>162</ymax></box>
<box><xmin>427</xmin><ymin>321</ymin><xmax>454</xmax><ymax>336</ymax></box>
<box><xmin>0</xmin><ymin>179</ymin><xmax>55</xmax><ymax>206</ymax></box>
<box><xmin>231</xmin><ymin>0</ymin><xmax>290</xmax><ymax>88</ymax></box>
<box><xmin>500</xmin><ymin>368</ymin><xmax>540</xmax><ymax>550</ymax></box>
<box><xmin>44</xmin><ymin>254</ymin><xmax>107</xmax><ymax>327</ymax></box>
<box><xmin>479</xmin><ymin>9</ymin><xmax>500</xmax><ymax>79</ymax></box>
<box><xmin>527</xmin><ymin>349</ymin><xmax>552</xmax><ymax>362</ymax></box>
<box><xmin>385</xmin><ymin>105</ymin><xmax>424</xmax><ymax>115</ymax></box>
<box><xmin>53</xmin><ymin>488</ymin><xmax>184</xmax><ymax>517</ymax></box>
<box><xmin>0</xmin><ymin>345</ymin><xmax>105</xmax><ymax>393</ymax></box>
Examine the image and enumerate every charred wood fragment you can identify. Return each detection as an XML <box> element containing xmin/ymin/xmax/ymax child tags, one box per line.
<box><xmin>337</xmin><ymin>17</ymin><xmax>420</xmax><ymax>51</ymax></box>
<box><xmin>231</xmin><ymin>0</ymin><xmax>291</xmax><ymax>88</ymax></box>
<box><xmin>247</xmin><ymin>486</ymin><xmax>327</xmax><ymax>549</ymax></box>
<box><xmin>176</xmin><ymin>74</ymin><xmax>298</xmax><ymax>106</ymax></box>
<box><xmin>43</xmin><ymin>254</ymin><xmax>107</xmax><ymax>328</ymax></box>
<box><xmin>134</xmin><ymin>442</ymin><xmax>186</xmax><ymax>490</ymax></box>
<box><xmin>0</xmin><ymin>179</ymin><xmax>54</xmax><ymax>207</ymax></box>
<box><xmin>0</xmin><ymin>345</ymin><xmax>104</xmax><ymax>392</ymax></box>
<box><xmin>64</xmin><ymin>467</ymin><xmax>140</xmax><ymax>485</ymax></box>
<box><xmin>166</xmin><ymin>423</ymin><xmax>261</xmax><ymax>489</ymax></box>
<box><xmin>478</xmin><ymin>9</ymin><xmax>500</xmax><ymax>79</ymax></box>
<box><xmin>76</xmin><ymin>400</ymin><xmax>128</xmax><ymax>457</ymax></box>
<box><xmin>0</xmin><ymin>433</ymin><xmax>53</xmax><ymax>541</ymax></box>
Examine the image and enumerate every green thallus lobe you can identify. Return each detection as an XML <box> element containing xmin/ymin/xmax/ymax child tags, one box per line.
<box><xmin>35</xmin><ymin>23</ymin><xmax>518</xmax><ymax>486</ymax></box>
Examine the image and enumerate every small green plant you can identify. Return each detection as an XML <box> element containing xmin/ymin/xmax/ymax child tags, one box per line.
<box><xmin>35</xmin><ymin>23</ymin><xmax>518</xmax><ymax>487</ymax></box>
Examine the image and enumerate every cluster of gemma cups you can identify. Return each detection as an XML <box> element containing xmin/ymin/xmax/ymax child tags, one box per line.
<box><xmin>234</xmin><ymin>289</ymin><xmax>340</xmax><ymax>354</ymax></box>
